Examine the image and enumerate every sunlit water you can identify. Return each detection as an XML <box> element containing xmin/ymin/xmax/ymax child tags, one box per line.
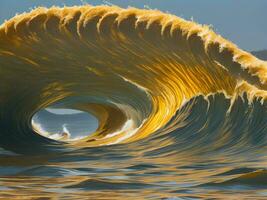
<box><xmin>0</xmin><ymin>5</ymin><xmax>267</xmax><ymax>199</ymax></box>
<box><xmin>1</xmin><ymin>95</ymin><xmax>267</xmax><ymax>199</ymax></box>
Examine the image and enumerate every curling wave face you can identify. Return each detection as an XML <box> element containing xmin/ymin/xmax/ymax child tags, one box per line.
<box><xmin>0</xmin><ymin>5</ymin><xmax>266</xmax><ymax>153</ymax></box>
<box><xmin>0</xmin><ymin>5</ymin><xmax>267</xmax><ymax>198</ymax></box>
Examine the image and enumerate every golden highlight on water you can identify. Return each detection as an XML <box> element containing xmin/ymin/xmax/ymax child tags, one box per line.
<box><xmin>0</xmin><ymin>5</ymin><xmax>267</xmax><ymax>199</ymax></box>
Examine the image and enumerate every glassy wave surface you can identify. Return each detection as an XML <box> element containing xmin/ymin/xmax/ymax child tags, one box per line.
<box><xmin>0</xmin><ymin>5</ymin><xmax>266</xmax><ymax>199</ymax></box>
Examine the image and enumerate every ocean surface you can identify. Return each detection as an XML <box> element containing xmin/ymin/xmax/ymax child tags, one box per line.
<box><xmin>0</xmin><ymin>5</ymin><xmax>267</xmax><ymax>199</ymax></box>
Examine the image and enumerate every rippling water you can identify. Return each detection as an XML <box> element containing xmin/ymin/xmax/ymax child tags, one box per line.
<box><xmin>0</xmin><ymin>5</ymin><xmax>267</xmax><ymax>199</ymax></box>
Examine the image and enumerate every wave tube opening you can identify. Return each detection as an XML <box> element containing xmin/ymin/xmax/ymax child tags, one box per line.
<box><xmin>32</xmin><ymin>108</ymin><xmax>98</xmax><ymax>142</ymax></box>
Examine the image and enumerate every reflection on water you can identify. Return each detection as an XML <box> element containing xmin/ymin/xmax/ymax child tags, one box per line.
<box><xmin>0</xmin><ymin>148</ymin><xmax>266</xmax><ymax>199</ymax></box>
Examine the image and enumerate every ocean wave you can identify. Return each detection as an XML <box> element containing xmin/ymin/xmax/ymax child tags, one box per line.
<box><xmin>0</xmin><ymin>5</ymin><xmax>266</xmax><ymax>157</ymax></box>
